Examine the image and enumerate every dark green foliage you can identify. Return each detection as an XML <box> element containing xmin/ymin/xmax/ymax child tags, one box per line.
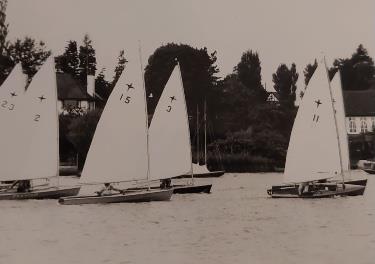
<box><xmin>234</xmin><ymin>50</ymin><xmax>267</xmax><ymax>101</ymax></box>
<box><xmin>6</xmin><ymin>37</ymin><xmax>51</xmax><ymax>82</ymax></box>
<box><xmin>273</xmin><ymin>63</ymin><xmax>299</xmax><ymax>108</ymax></box>
<box><xmin>66</xmin><ymin>109</ymin><xmax>103</xmax><ymax>170</ymax></box>
<box><xmin>333</xmin><ymin>44</ymin><xmax>375</xmax><ymax>90</ymax></box>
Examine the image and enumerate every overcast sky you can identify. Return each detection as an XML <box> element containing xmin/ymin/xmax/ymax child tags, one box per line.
<box><xmin>6</xmin><ymin>0</ymin><xmax>375</xmax><ymax>91</ymax></box>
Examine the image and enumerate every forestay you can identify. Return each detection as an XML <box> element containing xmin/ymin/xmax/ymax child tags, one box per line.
<box><xmin>284</xmin><ymin>60</ymin><xmax>341</xmax><ymax>183</ymax></box>
<box><xmin>79</xmin><ymin>58</ymin><xmax>149</xmax><ymax>184</ymax></box>
<box><xmin>148</xmin><ymin>63</ymin><xmax>192</xmax><ymax>180</ymax></box>
<box><xmin>0</xmin><ymin>57</ymin><xmax>59</xmax><ymax>181</ymax></box>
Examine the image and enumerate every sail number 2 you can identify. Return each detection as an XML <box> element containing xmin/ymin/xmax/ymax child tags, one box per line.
<box><xmin>120</xmin><ymin>94</ymin><xmax>131</xmax><ymax>104</ymax></box>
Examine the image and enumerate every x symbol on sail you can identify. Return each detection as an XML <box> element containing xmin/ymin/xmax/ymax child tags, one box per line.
<box><xmin>10</xmin><ymin>92</ymin><xmax>17</xmax><ymax>97</ymax></box>
<box><xmin>126</xmin><ymin>83</ymin><xmax>134</xmax><ymax>91</ymax></box>
<box><xmin>38</xmin><ymin>95</ymin><xmax>46</xmax><ymax>102</ymax></box>
<box><xmin>170</xmin><ymin>96</ymin><xmax>176</xmax><ymax>103</ymax></box>
<box><xmin>315</xmin><ymin>99</ymin><xmax>322</xmax><ymax>108</ymax></box>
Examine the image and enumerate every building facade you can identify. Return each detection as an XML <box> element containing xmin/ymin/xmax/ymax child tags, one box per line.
<box><xmin>57</xmin><ymin>73</ymin><xmax>97</xmax><ymax>115</ymax></box>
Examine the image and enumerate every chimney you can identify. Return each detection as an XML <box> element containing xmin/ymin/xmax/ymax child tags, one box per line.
<box><xmin>87</xmin><ymin>75</ymin><xmax>95</xmax><ymax>97</ymax></box>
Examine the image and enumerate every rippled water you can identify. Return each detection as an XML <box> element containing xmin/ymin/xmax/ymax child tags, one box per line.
<box><xmin>0</xmin><ymin>171</ymin><xmax>374</xmax><ymax>264</ymax></box>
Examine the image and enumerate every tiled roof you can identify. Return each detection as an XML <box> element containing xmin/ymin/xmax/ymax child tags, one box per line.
<box><xmin>57</xmin><ymin>73</ymin><xmax>95</xmax><ymax>101</ymax></box>
<box><xmin>344</xmin><ymin>89</ymin><xmax>375</xmax><ymax>116</ymax></box>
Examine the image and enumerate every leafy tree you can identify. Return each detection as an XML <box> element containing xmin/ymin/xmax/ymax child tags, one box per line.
<box><xmin>66</xmin><ymin>109</ymin><xmax>102</xmax><ymax>170</ymax></box>
<box><xmin>78</xmin><ymin>34</ymin><xmax>96</xmax><ymax>84</ymax></box>
<box><xmin>112</xmin><ymin>49</ymin><xmax>128</xmax><ymax>88</ymax></box>
<box><xmin>0</xmin><ymin>0</ymin><xmax>13</xmax><ymax>84</ymax></box>
<box><xmin>234</xmin><ymin>50</ymin><xmax>266</xmax><ymax>101</ymax></box>
<box><xmin>144</xmin><ymin>43</ymin><xmax>220</xmax><ymax>118</ymax></box>
<box><xmin>273</xmin><ymin>63</ymin><xmax>299</xmax><ymax>107</ymax></box>
<box><xmin>0</xmin><ymin>0</ymin><xmax>8</xmax><ymax>55</ymax></box>
<box><xmin>95</xmin><ymin>68</ymin><xmax>111</xmax><ymax>108</ymax></box>
<box><xmin>333</xmin><ymin>44</ymin><xmax>375</xmax><ymax>90</ymax></box>
<box><xmin>303</xmin><ymin>59</ymin><xmax>318</xmax><ymax>86</ymax></box>
<box><xmin>55</xmin><ymin>40</ymin><xmax>80</xmax><ymax>77</ymax></box>
<box><xmin>6</xmin><ymin>37</ymin><xmax>51</xmax><ymax>82</ymax></box>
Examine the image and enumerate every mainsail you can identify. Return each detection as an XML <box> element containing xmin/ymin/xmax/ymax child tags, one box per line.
<box><xmin>148</xmin><ymin>63</ymin><xmax>192</xmax><ymax>180</ymax></box>
<box><xmin>283</xmin><ymin>60</ymin><xmax>341</xmax><ymax>183</ymax></box>
<box><xmin>0</xmin><ymin>57</ymin><xmax>59</xmax><ymax>181</ymax></box>
<box><xmin>79</xmin><ymin>58</ymin><xmax>149</xmax><ymax>184</ymax></box>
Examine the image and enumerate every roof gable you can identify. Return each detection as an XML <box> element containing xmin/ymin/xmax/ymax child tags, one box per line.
<box><xmin>57</xmin><ymin>73</ymin><xmax>94</xmax><ymax>101</ymax></box>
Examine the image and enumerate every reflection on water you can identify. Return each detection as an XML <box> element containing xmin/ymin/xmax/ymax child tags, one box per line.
<box><xmin>0</xmin><ymin>171</ymin><xmax>374</xmax><ymax>264</ymax></box>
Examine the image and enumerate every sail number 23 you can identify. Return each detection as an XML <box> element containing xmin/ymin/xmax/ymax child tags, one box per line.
<box><xmin>1</xmin><ymin>100</ymin><xmax>15</xmax><ymax>111</ymax></box>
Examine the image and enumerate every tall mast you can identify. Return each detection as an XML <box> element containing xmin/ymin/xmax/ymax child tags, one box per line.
<box><xmin>324</xmin><ymin>57</ymin><xmax>345</xmax><ymax>184</ymax></box>
<box><xmin>53</xmin><ymin>56</ymin><xmax>60</xmax><ymax>187</ymax></box>
<box><xmin>139</xmin><ymin>41</ymin><xmax>150</xmax><ymax>185</ymax></box>
<box><xmin>196</xmin><ymin>104</ymin><xmax>200</xmax><ymax>164</ymax></box>
<box><xmin>204</xmin><ymin>100</ymin><xmax>207</xmax><ymax>165</ymax></box>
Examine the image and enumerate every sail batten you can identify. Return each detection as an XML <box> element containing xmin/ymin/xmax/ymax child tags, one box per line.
<box><xmin>79</xmin><ymin>58</ymin><xmax>148</xmax><ymax>185</ymax></box>
<box><xmin>284</xmin><ymin>60</ymin><xmax>341</xmax><ymax>183</ymax></box>
<box><xmin>148</xmin><ymin>63</ymin><xmax>192</xmax><ymax>180</ymax></box>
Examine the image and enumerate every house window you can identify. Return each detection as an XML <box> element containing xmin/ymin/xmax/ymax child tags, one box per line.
<box><xmin>63</xmin><ymin>100</ymin><xmax>79</xmax><ymax>109</ymax></box>
<box><xmin>349</xmin><ymin>117</ymin><xmax>356</xmax><ymax>133</ymax></box>
<box><xmin>360</xmin><ymin>117</ymin><xmax>368</xmax><ymax>133</ymax></box>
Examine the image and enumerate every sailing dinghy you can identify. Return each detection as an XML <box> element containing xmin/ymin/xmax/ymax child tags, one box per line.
<box><xmin>267</xmin><ymin>58</ymin><xmax>365</xmax><ymax>198</ymax></box>
<box><xmin>59</xmin><ymin>56</ymin><xmax>173</xmax><ymax>205</ymax></box>
<box><xmin>0</xmin><ymin>57</ymin><xmax>80</xmax><ymax>199</ymax></box>
<box><xmin>148</xmin><ymin>61</ymin><xmax>212</xmax><ymax>194</ymax></box>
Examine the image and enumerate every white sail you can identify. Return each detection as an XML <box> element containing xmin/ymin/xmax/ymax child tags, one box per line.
<box><xmin>79</xmin><ymin>58</ymin><xmax>148</xmax><ymax>184</ymax></box>
<box><xmin>0</xmin><ymin>57</ymin><xmax>59</xmax><ymax>181</ymax></box>
<box><xmin>0</xmin><ymin>63</ymin><xmax>26</xmax><ymax>120</ymax></box>
<box><xmin>331</xmin><ymin>71</ymin><xmax>350</xmax><ymax>172</ymax></box>
<box><xmin>284</xmin><ymin>60</ymin><xmax>341</xmax><ymax>183</ymax></box>
<box><xmin>149</xmin><ymin>63</ymin><xmax>192</xmax><ymax>180</ymax></box>
<box><xmin>192</xmin><ymin>163</ymin><xmax>210</xmax><ymax>174</ymax></box>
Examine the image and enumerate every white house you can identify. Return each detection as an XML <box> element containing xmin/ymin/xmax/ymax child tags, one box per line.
<box><xmin>57</xmin><ymin>73</ymin><xmax>98</xmax><ymax>114</ymax></box>
<box><xmin>344</xmin><ymin>89</ymin><xmax>375</xmax><ymax>135</ymax></box>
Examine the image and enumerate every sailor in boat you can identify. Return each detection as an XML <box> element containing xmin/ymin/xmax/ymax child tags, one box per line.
<box><xmin>160</xmin><ymin>178</ymin><xmax>172</xmax><ymax>189</ymax></box>
<box><xmin>9</xmin><ymin>180</ymin><xmax>31</xmax><ymax>192</ymax></box>
<box><xmin>95</xmin><ymin>183</ymin><xmax>125</xmax><ymax>196</ymax></box>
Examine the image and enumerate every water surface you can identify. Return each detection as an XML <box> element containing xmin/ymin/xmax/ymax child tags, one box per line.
<box><xmin>0</xmin><ymin>171</ymin><xmax>374</xmax><ymax>264</ymax></box>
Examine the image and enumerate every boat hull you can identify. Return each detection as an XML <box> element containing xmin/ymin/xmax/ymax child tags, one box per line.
<box><xmin>176</xmin><ymin>170</ymin><xmax>225</xmax><ymax>179</ymax></box>
<box><xmin>58</xmin><ymin>189</ymin><xmax>173</xmax><ymax>205</ymax></box>
<box><xmin>0</xmin><ymin>187</ymin><xmax>80</xmax><ymax>200</ymax></box>
<box><xmin>267</xmin><ymin>183</ymin><xmax>365</xmax><ymax>198</ymax></box>
<box><xmin>363</xmin><ymin>169</ymin><xmax>375</xmax><ymax>174</ymax></box>
<box><xmin>172</xmin><ymin>184</ymin><xmax>212</xmax><ymax>194</ymax></box>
